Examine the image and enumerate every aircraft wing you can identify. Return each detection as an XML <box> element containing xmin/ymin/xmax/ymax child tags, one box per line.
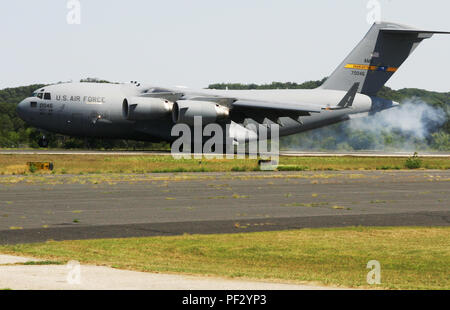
<box><xmin>140</xmin><ymin>88</ymin><xmax>184</xmax><ymax>102</ymax></box>
<box><xmin>139</xmin><ymin>87</ymin><xmax>323</xmax><ymax>124</ymax></box>
<box><xmin>187</xmin><ymin>96</ymin><xmax>322</xmax><ymax>124</ymax></box>
<box><xmin>228</xmin><ymin>99</ymin><xmax>322</xmax><ymax>125</ymax></box>
<box><xmin>231</xmin><ymin>99</ymin><xmax>322</xmax><ymax>114</ymax></box>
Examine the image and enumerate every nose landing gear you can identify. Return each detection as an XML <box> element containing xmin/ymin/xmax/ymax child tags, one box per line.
<box><xmin>38</xmin><ymin>136</ymin><xmax>49</xmax><ymax>148</ymax></box>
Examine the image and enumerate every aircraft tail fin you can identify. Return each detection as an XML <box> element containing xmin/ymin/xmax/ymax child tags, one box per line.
<box><xmin>320</xmin><ymin>22</ymin><xmax>450</xmax><ymax>96</ymax></box>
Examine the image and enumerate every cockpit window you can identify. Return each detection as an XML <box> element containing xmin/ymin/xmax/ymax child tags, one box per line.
<box><xmin>44</xmin><ymin>93</ymin><xmax>51</xmax><ymax>100</ymax></box>
<box><xmin>37</xmin><ymin>93</ymin><xmax>43</xmax><ymax>99</ymax></box>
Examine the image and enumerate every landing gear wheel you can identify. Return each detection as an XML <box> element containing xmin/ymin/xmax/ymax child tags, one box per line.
<box><xmin>38</xmin><ymin>136</ymin><xmax>49</xmax><ymax>148</ymax></box>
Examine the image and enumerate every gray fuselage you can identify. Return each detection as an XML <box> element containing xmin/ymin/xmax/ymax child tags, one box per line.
<box><xmin>16</xmin><ymin>82</ymin><xmax>397</xmax><ymax>143</ymax></box>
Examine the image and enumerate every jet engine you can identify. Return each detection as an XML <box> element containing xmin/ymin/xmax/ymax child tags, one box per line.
<box><xmin>122</xmin><ymin>97</ymin><xmax>173</xmax><ymax>121</ymax></box>
<box><xmin>172</xmin><ymin>100</ymin><xmax>229</xmax><ymax>126</ymax></box>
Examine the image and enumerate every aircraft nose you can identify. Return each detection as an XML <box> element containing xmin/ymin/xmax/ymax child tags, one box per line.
<box><xmin>16</xmin><ymin>99</ymin><xmax>28</xmax><ymax>119</ymax></box>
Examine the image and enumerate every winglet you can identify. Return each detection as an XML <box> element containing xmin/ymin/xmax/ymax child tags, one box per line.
<box><xmin>337</xmin><ymin>82</ymin><xmax>359</xmax><ymax>108</ymax></box>
<box><xmin>323</xmin><ymin>82</ymin><xmax>360</xmax><ymax>111</ymax></box>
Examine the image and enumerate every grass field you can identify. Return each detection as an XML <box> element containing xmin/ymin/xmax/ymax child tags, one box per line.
<box><xmin>1</xmin><ymin>227</ymin><xmax>449</xmax><ymax>289</ymax></box>
<box><xmin>0</xmin><ymin>154</ymin><xmax>448</xmax><ymax>175</ymax></box>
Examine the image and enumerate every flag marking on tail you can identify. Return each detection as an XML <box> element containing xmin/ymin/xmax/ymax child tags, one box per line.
<box><xmin>345</xmin><ymin>64</ymin><xmax>398</xmax><ymax>72</ymax></box>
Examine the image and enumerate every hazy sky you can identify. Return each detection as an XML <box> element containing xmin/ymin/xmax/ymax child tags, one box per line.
<box><xmin>1</xmin><ymin>0</ymin><xmax>449</xmax><ymax>91</ymax></box>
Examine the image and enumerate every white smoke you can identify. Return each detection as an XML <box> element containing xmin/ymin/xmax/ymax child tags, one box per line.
<box><xmin>281</xmin><ymin>98</ymin><xmax>448</xmax><ymax>151</ymax></box>
<box><xmin>349</xmin><ymin>99</ymin><xmax>446</xmax><ymax>140</ymax></box>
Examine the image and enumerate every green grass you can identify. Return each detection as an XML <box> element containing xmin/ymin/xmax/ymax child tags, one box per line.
<box><xmin>405</xmin><ymin>153</ymin><xmax>423</xmax><ymax>169</ymax></box>
<box><xmin>0</xmin><ymin>227</ymin><xmax>448</xmax><ymax>289</ymax></box>
<box><xmin>0</xmin><ymin>154</ymin><xmax>448</xmax><ymax>175</ymax></box>
<box><xmin>277</xmin><ymin>165</ymin><xmax>309</xmax><ymax>171</ymax></box>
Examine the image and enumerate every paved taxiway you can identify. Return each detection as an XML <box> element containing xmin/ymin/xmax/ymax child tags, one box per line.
<box><xmin>0</xmin><ymin>170</ymin><xmax>449</xmax><ymax>244</ymax></box>
<box><xmin>0</xmin><ymin>150</ymin><xmax>449</xmax><ymax>157</ymax></box>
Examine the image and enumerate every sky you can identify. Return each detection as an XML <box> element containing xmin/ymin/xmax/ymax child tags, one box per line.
<box><xmin>0</xmin><ymin>0</ymin><xmax>449</xmax><ymax>91</ymax></box>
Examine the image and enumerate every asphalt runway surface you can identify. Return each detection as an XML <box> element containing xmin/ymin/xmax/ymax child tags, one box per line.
<box><xmin>0</xmin><ymin>170</ymin><xmax>449</xmax><ymax>244</ymax></box>
<box><xmin>1</xmin><ymin>150</ymin><xmax>449</xmax><ymax>157</ymax></box>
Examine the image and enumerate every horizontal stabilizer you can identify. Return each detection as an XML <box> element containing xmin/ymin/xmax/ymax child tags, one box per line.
<box><xmin>380</xmin><ymin>28</ymin><xmax>450</xmax><ymax>35</ymax></box>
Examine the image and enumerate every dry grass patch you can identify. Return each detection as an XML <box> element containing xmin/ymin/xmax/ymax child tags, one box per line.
<box><xmin>0</xmin><ymin>154</ymin><xmax>448</xmax><ymax>175</ymax></box>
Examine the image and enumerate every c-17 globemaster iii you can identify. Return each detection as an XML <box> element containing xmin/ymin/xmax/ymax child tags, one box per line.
<box><xmin>16</xmin><ymin>22</ymin><xmax>449</xmax><ymax>149</ymax></box>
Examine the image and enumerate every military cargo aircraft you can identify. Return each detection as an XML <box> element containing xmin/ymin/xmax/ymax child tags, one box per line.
<box><xmin>16</xmin><ymin>22</ymin><xmax>449</xmax><ymax>148</ymax></box>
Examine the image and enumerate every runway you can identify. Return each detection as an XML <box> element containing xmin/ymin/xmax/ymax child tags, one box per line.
<box><xmin>0</xmin><ymin>149</ymin><xmax>449</xmax><ymax>157</ymax></box>
<box><xmin>0</xmin><ymin>170</ymin><xmax>449</xmax><ymax>244</ymax></box>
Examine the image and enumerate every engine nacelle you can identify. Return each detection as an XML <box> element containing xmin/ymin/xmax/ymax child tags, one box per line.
<box><xmin>122</xmin><ymin>97</ymin><xmax>172</xmax><ymax>121</ymax></box>
<box><xmin>172</xmin><ymin>100</ymin><xmax>229</xmax><ymax>126</ymax></box>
